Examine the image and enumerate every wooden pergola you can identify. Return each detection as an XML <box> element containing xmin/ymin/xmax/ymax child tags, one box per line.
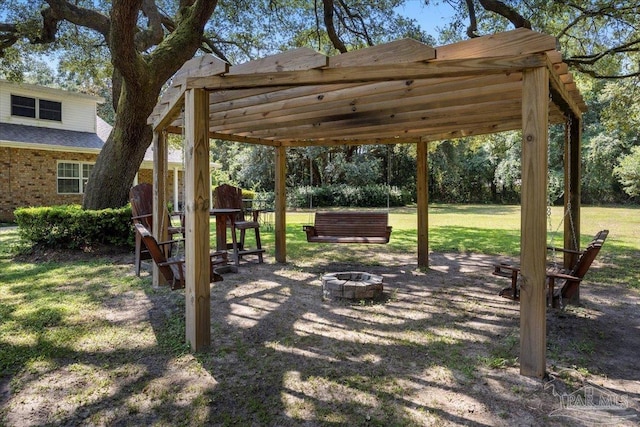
<box><xmin>147</xmin><ymin>28</ymin><xmax>587</xmax><ymax>378</ymax></box>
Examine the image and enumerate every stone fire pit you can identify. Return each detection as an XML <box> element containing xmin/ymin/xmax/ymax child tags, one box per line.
<box><xmin>321</xmin><ymin>271</ymin><xmax>383</xmax><ymax>300</ymax></box>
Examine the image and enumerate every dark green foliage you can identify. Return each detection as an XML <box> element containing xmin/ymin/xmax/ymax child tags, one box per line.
<box><xmin>287</xmin><ymin>184</ymin><xmax>412</xmax><ymax>208</ymax></box>
<box><xmin>14</xmin><ymin>205</ymin><xmax>134</xmax><ymax>249</ymax></box>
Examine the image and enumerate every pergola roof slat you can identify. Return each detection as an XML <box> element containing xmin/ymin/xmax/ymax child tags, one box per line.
<box><xmin>229</xmin><ymin>47</ymin><xmax>328</xmax><ymax>74</ymax></box>
<box><xmin>434</xmin><ymin>27</ymin><xmax>557</xmax><ymax>60</ymax></box>
<box><xmin>151</xmin><ymin>28</ymin><xmax>586</xmax><ymax>141</ymax></box>
<box><xmin>186</xmin><ymin>54</ymin><xmax>547</xmax><ymax>91</ymax></box>
<box><xmin>147</xmin><ymin>54</ymin><xmax>230</xmax><ymax>129</ymax></box>
<box><xmin>328</xmin><ymin>38</ymin><xmax>436</xmax><ymax>67</ymax></box>
<box><xmin>546</xmin><ymin>55</ymin><xmax>583</xmax><ymax>119</ymax></box>
<box><xmin>211</xmin><ymin>73</ymin><xmax>523</xmax><ymax>129</ymax></box>
<box><xmin>240</xmin><ymin>102</ymin><xmax>524</xmax><ymax>142</ymax></box>
<box><xmin>212</xmin><ymin>80</ymin><xmax>524</xmax><ymax>139</ymax></box>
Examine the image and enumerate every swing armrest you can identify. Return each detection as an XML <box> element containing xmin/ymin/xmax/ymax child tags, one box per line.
<box><xmin>303</xmin><ymin>225</ymin><xmax>317</xmax><ymax>237</ymax></box>
<box><xmin>493</xmin><ymin>263</ymin><xmax>520</xmax><ymax>284</ymax></box>
<box><xmin>493</xmin><ymin>263</ymin><xmax>520</xmax><ymax>300</ymax></box>
<box><xmin>546</xmin><ymin>272</ymin><xmax>582</xmax><ymax>307</ymax></box>
<box><xmin>546</xmin><ymin>246</ymin><xmax>583</xmax><ymax>255</ymax></box>
<box><xmin>493</xmin><ymin>263</ymin><xmax>520</xmax><ymax>274</ymax></box>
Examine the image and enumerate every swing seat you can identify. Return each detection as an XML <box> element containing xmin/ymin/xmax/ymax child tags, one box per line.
<box><xmin>303</xmin><ymin>211</ymin><xmax>392</xmax><ymax>244</ymax></box>
<box><xmin>493</xmin><ymin>230</ymin><xmax>608</xmax><ymax>308</ymax></box>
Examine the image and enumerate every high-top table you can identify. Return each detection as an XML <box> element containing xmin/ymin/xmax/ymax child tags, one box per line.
<box><xmin>209</xmin><ymin>208</ymin><xmax>241</xmax><ymax>271</ymax></box>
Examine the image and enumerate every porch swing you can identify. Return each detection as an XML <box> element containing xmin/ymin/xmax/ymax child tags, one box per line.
<box><xmin>303</xmin><ymin>146</ymin><xmax>393</xmax><ymax>244</ymax></box>
<box><xmin>493</xmin><ymin>117</ymin><xmax>609</xmax><ymax>307</ymax></box>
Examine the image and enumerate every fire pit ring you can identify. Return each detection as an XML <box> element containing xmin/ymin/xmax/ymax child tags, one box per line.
<box><xmin>321</xmin><ymin>271</ymin><xmax>383</xmax><ymax>300</ymax></box>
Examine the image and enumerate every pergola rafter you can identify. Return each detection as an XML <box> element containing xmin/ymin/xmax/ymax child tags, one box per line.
<box><xmin>147</xmin><ymin>28</ymin><xmax>587</xmax><ymax>378</ymax></box>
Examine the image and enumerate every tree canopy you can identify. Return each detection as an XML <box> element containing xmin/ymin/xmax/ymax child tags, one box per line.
<box><xmin>1</xmin><ymin>0</ymin><xmax>638</xmax><ymax>208</ymax></box>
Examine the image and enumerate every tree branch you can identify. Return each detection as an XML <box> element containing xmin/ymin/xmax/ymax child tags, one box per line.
<box><xmin>1</xmin><ymin>1</ymin><xmax>110</xmax><ymax>54</ymax></box>
<box><xmin>110</xmin><ymin>0</ymin><xmax>145</xmax><ymax>84</ymax></box>
<box><xmin>565</xmin><ymin>39</ymin><xmax>640</xmax><ymax>79</ymax></box>
<box><xmin>135</xmin><ymin>0</ymin><xmax>165</xmax><ymax>51</ymax></box>
<box><xmin>0</xmin><ymin>23</ymin><xmax>19</xmax><ymax>54</ymax></box>
<box><xmin>322</xmin><ymin>0</ymin><xmax>347</xmax><ymax>53</ymax></box>
<box><xmin>147</xmin><ymin>0</ymin><xmax>219</xmax><ymax>85</ymax></box>
<box><xmin>336</xmin><ymin>0</ymin><xmax>373</xmax><ymax>46</ymax></box>
<box><xmin>199</xmin><ymin>36</ymin><xmax>231</xmax><ymax>63</ymax></box>
<box><xmin>465</xmin><ymin>0</ymin><xmax>478</xmax><ymax>38</ymax></box>
<box><xmin>478</xmin><ymin>0</ymin><xmax>531</xmax><ymax>29</ymax></box>
<box><xmin>159</xmin><ymin>13</ymin><xmax>230</xmax><ymax>63</ymax></box>
<box><xmin>567</xmin><ymin>63</ymin><xmax>640</xmax><ymax>79</ymax></box>
<box><xmin>43</xmin><ymin>0</ymin><xmax>111</xmax><ymax>40</ymax></box>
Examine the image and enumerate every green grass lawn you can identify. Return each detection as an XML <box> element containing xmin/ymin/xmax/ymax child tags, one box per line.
<box><xmin>1</xmin><ymin>204</ymin><xmax>638</xmax><ymax>425</ymax></box>
<box><xmin>245</xmin><ymin>205</ymin><xmax>638</xmax><ymax>288</ymax></box>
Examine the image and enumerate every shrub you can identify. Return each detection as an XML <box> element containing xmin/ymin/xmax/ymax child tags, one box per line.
<box><xmin>14</xmin><ymin>205</ymin><xmax>134</xmax><ymax>249</ymax></box>
<box><xmin>287</xmin><ymin>184</ymin><xmax>412</xmax><ymax>208</ymax></box>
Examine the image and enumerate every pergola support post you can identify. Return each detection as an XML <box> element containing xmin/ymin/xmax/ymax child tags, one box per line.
<box><xmin>564</xmin><ymin>116</ymin><xmax>582</xmax><ymax>275</ymax></box>
<box><xmin>152</xmin><ymin>130</ymin><xmax>168</xmax><ymax>287</ymax></box>
<box><xmin>184</xmin><ymin>88</ymin><xmax>211</xmax><ymax>351</ymax></box>
<box><xmin>519</xmin><ymin>67</ymin><xmax>549</xmax><ymax>378</ymax></box>
<box><xmin>173</xmin><ymin>166</ymin><xmax>180</xmax><ymax>211</ymax></box>
<box><xmin>417</xmin><ymin>140</ymin><xmax>429</xmax><ymax>269</ymax></box>
<box><xmin>275</xmin><ymin>145</ymin><xmax>287</xmax><ymax>263</ymax></box>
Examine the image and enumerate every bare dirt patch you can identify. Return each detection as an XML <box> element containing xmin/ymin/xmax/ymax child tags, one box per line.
<box><xmin>2</xmin><ymin>250</ymin><xmax>639</xmax><ymax>426</ymax></box>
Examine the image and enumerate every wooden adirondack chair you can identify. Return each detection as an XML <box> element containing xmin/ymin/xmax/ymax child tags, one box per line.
<box><xmin>213</xmin><ymin>184</ymin><xmax>264</xmax><ymax>265</ymax></box>
<box><xmin>493</xmin><ymin>230</ymin><xmax>608</xmax><ymax>308</ymax></box>
<box><xmin>134</xmin><ymin>223</ymin><xmax>224</xmax><ymax>290</ymax></box>
<box><xmin>129</xmin><ymin>183</ymin><xmax>183</xmax><ymax>276</ymax></box>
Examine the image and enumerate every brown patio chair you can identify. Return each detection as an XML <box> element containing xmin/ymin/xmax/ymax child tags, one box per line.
<box><xmin>213</xmin><ymin>184</ymin><xmax>264</xmax><ymax>265</ymax></box>
<box><xmin>130</xmin><ymin>183</ymin><xmax>183</xmax><ymax>276</ymax></box>
<box><xmin>134</xmin><ymin>223</ymin><xmax>224</xmax><ymax>290</ymax></box>
<box><xmin>493</xmin><ymin>230</ymin><xmax>608</xmax><ymax>308</ymax></box>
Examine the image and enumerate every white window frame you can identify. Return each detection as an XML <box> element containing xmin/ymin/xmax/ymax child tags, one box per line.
<box><xmin>57</xmin><ymin>161</ymin><xmax>94</xmax><ymax>194</ymax></box>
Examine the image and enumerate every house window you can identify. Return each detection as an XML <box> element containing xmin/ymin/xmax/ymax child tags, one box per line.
<box><xmin>57</xmin><ymin>162</ymin><xmax>93</xmax><ymax>194</ymax></box>
<box><xmin>39</xmin><ymin>99</ymin><xmax>62</xmax><ymax>121</ymax></box>
<box><xmin>11</xmin><ymin>95</ymin><xmax>62</xmax><ymax>121</ymax></box>
<box><xmin>11</xmin><ymin>95</ymin><xmax>36</xmax><ymax>118</ymax></box>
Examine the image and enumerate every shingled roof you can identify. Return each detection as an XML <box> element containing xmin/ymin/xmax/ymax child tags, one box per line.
<box><xmin>0</xmin><ymin>119</ymin><xmax>109</xmax><ymax>151</ymax></box>
<box><xmin>0</xmin><ymin>117</ymin><xmax>184</xmax><ymax>165</ymax></box>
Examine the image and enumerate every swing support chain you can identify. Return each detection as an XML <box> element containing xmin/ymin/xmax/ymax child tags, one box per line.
<box><xmin>547</xmin><ymin>114</ymin><xmax>578</xmax><ymax>268</ymax></box>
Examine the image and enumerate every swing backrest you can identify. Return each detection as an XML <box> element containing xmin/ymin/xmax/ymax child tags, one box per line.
<box><xmin>561</xmin><ymin>229</ymin><xmax>608</xmax><ymax>299</ymax></box>
<box><xmin>304</xmin><ymin>211</ymin><xmax>392</xmax><ymax>243</ymax></box>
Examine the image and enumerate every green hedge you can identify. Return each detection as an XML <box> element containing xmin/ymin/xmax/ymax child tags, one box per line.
<box><xmin>14</xmin><ymin>205</ymin><xmax>134</xmax><ymax>249</ymax></box>
<box><xmin>287</xmin><ymin>184</ymin><xmax>413</xmax><ymax>208</ymax></box>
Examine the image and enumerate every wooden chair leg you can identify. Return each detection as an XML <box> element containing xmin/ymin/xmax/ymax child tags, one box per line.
<box><xmin>135</xmin><ymin>232</ymin><xmax>143</xmax><ymax>276</ymax></box>
<box><xmin>239</xmin><ymin>229</ymin><xmax>246</xmax><ymax>251</ymax></box>
<box><xmin>548</xmin><ymin>277</ymin><xmax>556</xmax><ymax>308</ymax></box>
<box><xmin>254</xmin><ymin>227</ymin><xmax>263</xmax><ymax>263</ymax></box>
<box><xmin>510</xmin><ymin>270</ymin><xmax>518</xmax><ymax>300</ymax></box>
<box><xmin>230</xmin><ymin>225</ymin><xmax>240</xmax><ymax>266</ymax></box>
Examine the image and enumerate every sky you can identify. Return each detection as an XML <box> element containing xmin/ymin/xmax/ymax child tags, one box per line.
<box><xmin>394</xmin><ymin>0</ymin><xmax>457</xmax><ymax>38</ymax></box>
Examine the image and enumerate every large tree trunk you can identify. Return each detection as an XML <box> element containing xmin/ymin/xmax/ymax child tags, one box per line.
<box><xmin>82</xmin><ymin>80</ymin><xmax>158</xmax><ymax>209</ymax></box>
<box><xmin>79</xmin><ymin>0</ymin><xmax>219</xmax><ymax>210</ymax></box>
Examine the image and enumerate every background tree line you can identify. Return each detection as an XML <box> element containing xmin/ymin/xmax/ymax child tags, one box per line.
<box><xmin>207</xmin><ymin>107</ymin><xmax>638</xmax><ymax>207</ymax></box>
<box><xmin>1</xmin><ymin>1</ymin><xmax>638</xmax><ymax>207</ymax></box>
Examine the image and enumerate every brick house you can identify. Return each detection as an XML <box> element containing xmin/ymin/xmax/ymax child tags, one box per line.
<box><xmin>0</xmin><ymin>80</ymin><xmax>184</xmax><ymax>221</ymax></box>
